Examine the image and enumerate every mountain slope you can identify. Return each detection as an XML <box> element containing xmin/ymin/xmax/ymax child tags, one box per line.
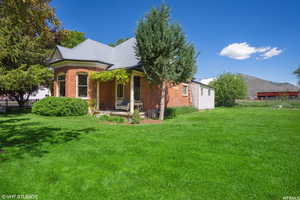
<box><xmin>239</xmin><ymin>73</ymin><xmax>299</xmax><ymax>98</ymax></box>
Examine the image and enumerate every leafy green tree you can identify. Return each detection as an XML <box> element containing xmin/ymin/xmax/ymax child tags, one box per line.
<box><xmin>108</xmin><ymin>38</ymin><xmax>130</xmax><ymax>47</ymax></box>
<box><xmin>294</xmin><ymin>65</ymin><xmax>300</xmax><ymax>85</ymax></box>
<box><xmin>0</xmin><ymin>65</ymin><xmax>53</xmax><ymax>106</ymax></box>
<box><xmin>135</xmin><ymin>5</ymin><xmax>196</xmax><ymax>120</ymax></box>
<box><xmin>0</xmin><ymin>0</ymin><xmax>62</xmax><ymax>106</ymax></box>
<box><xmin>210</xmin><ymin>73</ymin><xmax>247</xmax><ymax>107</ymax></box>
<box><xmin>60</xmin><ymin>30</ymin><xmax>86</xmax><ymax>48</ymax></box>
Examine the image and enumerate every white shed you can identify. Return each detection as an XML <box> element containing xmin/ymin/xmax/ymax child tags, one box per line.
<box><xmin>190</xmin><ymin>80</ymin><xmax>215</xmax><ymax>109</ymax></box>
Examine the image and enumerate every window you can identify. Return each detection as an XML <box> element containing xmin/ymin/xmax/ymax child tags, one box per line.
<box><xmin>208</xmin><ymin>88</ymin><xmax>211</xmax><ymax>96</ymax></box>
<box><xmin>117</xmin><ymin>84</ymin><xmax>124</xmax><ymax>98</ymax></box>
<box><xmin>201</xmin><ymin>88</ymin><xmax>204</xmax><ymax>96</ymax></box>
<box><xmin>134</xmin><ymin>76</ymin><xmax>141</xmax><ymax>100</ymax></box>
<box><xmin>77</xmin><ymin>73</ymin><xmax>88</xmax><ymax>97</ymax></box>
<box><xmin>182</xmin><ymin>85</ymin><xmax>188</xmax><ymax>96</ymax></box>
<box><xmin>57</xmin><ymin>74</ymin><xmax>65</xmax><ymax>97</ymax></box>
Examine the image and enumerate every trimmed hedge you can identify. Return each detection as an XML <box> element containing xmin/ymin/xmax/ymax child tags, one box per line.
<box><xmin>165</xmin><ymin>106</ymin><xmax>198</xmax><ymax>119</ymax></box>
<box><xmin>32</xmin><ymin>97</ymin><xmax>88</xmax><ymax>116</ymax></box>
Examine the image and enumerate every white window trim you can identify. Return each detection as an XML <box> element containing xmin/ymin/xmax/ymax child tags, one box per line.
<box><xmin>76</xmin><ymin>72</ymin><xmax>89</xmax><ymax>99</ymax></box>
<box><xmin>182</xmin><ymin>85</ymin><xmax>188</xmax><ymax>96</ymax></box>
<box><xmin>57</xmin><ymin>73</ymin><xmax>66</xmax><ymax>97</ymax></box>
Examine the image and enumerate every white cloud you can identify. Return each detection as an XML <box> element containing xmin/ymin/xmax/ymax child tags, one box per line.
<box><xmin>219</xmin><ymin>42</ymin><xmax>281</xmax><ymax>60</ymax></box>
<box><xmin>220</xmin><ymin>42</ymin><xmax>256</xmax><ymax>60</ymax></box>
<box><xmin>256</xmin><ymin>47</ymin><xmax>271</xmax><ymax>53</ymax></box>
<box><xmin>260</xmin><ymin>47</ymin><xmax>282</xmax><ymax>59</ymax></box>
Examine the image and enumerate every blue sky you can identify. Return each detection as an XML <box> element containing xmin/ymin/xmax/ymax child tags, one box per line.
<box><xmin>51</xmin><ymin>0</ymin><xmax>300</xmax><ymax>85</ymax></box>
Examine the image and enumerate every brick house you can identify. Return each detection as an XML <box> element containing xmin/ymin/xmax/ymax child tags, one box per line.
<box><xmin>49</xmin><ymin>38</ymin><xmax>192</xmax><ymax>115</ymax></box>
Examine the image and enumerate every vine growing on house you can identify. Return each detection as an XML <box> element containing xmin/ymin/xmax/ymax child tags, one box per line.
<box><xmin>90</xmin><ymin>69</ymin><xmax>130</xmax><ymax>84</ymax></box>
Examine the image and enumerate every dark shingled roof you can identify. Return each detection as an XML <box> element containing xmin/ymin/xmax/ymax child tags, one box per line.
<box><xmin>239</xmin><ymin>73</ymin><xmax>299</xmax><ymax>98</ymax></box>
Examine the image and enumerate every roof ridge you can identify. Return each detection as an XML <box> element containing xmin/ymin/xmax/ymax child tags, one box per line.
<box><xmin>71</xmin><ymin>38</ymin><xmax>113</xmax><ymax>50</ymax></box>
<box><xmin>114</xmin><ymin>37</ymin><xmax>135</xmax><ymax>48</ymax></box>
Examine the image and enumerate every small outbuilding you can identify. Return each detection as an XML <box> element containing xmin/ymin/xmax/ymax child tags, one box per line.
<box><xmin>190</xmin><ymin>80</ymin><xmax>215</xmax><ymax>110</ymax></box>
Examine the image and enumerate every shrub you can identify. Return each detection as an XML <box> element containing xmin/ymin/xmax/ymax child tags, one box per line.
<box><xmin>98</xmin><ymin>115</ymin><xmax>126</xmax><ymax>123</ymax></box>
<box><xmin>88</xmin><ymin>98</ymin><xmax>97</xmax><ymax>114</ymax></box>
<box><xmin>131</xmin><ymin>110</ymin><xmax>141</xmax><ymax>124</ymax></box>
<box><xmin>165</xmin><ymin>106</ymin><xmax>197</xmax><ymax>119</ymax></box>
<box><xmin>32</xmin><ymin>97</ymin><xmax>88</xmax><ymax>116</ymax></box>
<box><xmin>210</xmin><ymin>73</ymin><xmax>247</xmax><ymax>107</ymax></box>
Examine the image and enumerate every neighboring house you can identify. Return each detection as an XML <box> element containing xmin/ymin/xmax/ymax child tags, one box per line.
<box><xmin>49</xmin><ymin>38</ymin><xmax>194</xmax><ymax>115</ymax></box>
<box><xmin>190</xmin><ymin>80</ymin><xmax>215</xmax><ymax>109</ymax></box>
<box><xmin>29</xmin><ymin>86</ymin><xmax>50</xmax><ymax>100</ymax></box>
<box><xmin>239</xmin><ymin>73</ymin><xmax>300</xmax><ymax>99</ymax></box>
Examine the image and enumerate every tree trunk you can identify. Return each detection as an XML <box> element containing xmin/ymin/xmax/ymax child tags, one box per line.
<box><xmin>16</xmin><ymin>96</ymin><xmax>25</xmax><ymax>108</ymax></box>
<box><xmin>14</xmin><ymin>93</ymin><xmax>29</xmax><ymax>108</ymax></box>
<box><xmin>159</xmin><ymin>81</ymin><xmax>166</xmax><ymax>120</ymax></box>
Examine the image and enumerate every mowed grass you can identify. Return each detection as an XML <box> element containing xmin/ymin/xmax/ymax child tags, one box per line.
<box><xmin>0</xmin><ymin>107</ymin><xmax>299</xmax><ymax>200</ymax></box>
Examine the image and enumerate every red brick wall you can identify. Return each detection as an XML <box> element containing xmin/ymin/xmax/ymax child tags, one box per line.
<box><xmin>137</xmin><ymin>79</ymin><xmax>192</xmax><ymax>110</ymax></box>
<box><xmin>140</xmin><ymin>78</ymin><xmax>161</xmax><ymax>111</ymax></box>
<box><xmin>166</xmin><ymin>83</ymin><xmax>191</xmax><ymax>107</ymax></box>
<box><xmin>54</xmin><ymin>67</ymin><xmax>191</xmax><ymax>111</ymax></box>
<box><xmin>54</xmin><ymin>66</ymin><xmax>102</xmax><ymax>99</ymax></box>
<box><xmin>99</xmin><ymin>80</ymin><xmax>115</xmax><ymax>110</ymax></box>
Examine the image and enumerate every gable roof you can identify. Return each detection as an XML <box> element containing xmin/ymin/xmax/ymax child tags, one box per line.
<box><xmin>50</xmin><ymin>37</ymin><xmax>140</xmax><ymax>69</ymax></box>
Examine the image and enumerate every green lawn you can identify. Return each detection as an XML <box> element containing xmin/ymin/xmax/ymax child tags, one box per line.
<box><xmin>0</xmin><ymin>107</ymin><xmax>299</xmax><ymax>200</ymax></box>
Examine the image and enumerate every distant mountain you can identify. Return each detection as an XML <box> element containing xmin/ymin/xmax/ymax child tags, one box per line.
<box><xmin>239</xmin><ymin>73</ymin><xmax>299</xmax><ymax>98</ymax></box>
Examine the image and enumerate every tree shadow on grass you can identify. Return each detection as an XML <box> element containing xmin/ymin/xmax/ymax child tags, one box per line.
<box><xmin>0</xmin><ymin>117</ymin><xmax>95</xmax><ymax>161</ymax></box>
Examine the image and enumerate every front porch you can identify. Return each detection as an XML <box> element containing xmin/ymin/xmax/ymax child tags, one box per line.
<box><xmin>93</xmin><ymin>70</ymin><xmax>146</xmax><ymax>116</ymax></box>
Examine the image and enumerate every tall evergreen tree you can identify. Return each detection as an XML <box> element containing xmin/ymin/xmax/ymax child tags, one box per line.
<box><xmin>0</xmin><ymin>0</ymin><xmax>63</xmax><ymax>106</ymax></box>
<box><xmin>135</xmin><ymin>5</ymin><xmax>196</xmax><ymax>120</ymax></box>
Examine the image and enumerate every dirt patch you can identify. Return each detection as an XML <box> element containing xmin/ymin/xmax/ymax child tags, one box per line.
<box><xmin>139</xmin><ymin>119</ymin><xmax>162</xmax><ymax>124</ymax></box>
<box><xmin>99</xmin><ymin>119</ymin><xmax>162</xmax><ymax>125</ymax></box>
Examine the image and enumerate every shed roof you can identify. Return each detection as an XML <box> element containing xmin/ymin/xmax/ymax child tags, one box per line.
<box><xmin>191</xmin><ymin>80</ymin><xmax>214</xmax><ymax>88</ymax></box>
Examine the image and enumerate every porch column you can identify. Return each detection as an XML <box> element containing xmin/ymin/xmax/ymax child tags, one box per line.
<box><xmin>130</xmin><ymin>73</ymin><xmax>134</xmax><ymax>114</ymax></box>
<box><xmin>96</xmin><ymin>81</ymin><xmax>100</xmax><ymax>110</ymax></box>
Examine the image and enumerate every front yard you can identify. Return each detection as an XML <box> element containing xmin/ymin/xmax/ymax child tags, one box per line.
<box><xmin>0</xmin><ymin>107</ymin><xmax>299</xmax><ymax>200</ymax></box>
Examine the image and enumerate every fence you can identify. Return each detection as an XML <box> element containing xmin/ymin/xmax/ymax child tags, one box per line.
<box><xmin>0</xmin><ymin>99</ymin><xmax>39</xmax><ymax>113</ymax></box>
<box><xmin>236</xmin><ymin>99</ymin><xmax>300</xmax><ymax>108</ymax></box>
